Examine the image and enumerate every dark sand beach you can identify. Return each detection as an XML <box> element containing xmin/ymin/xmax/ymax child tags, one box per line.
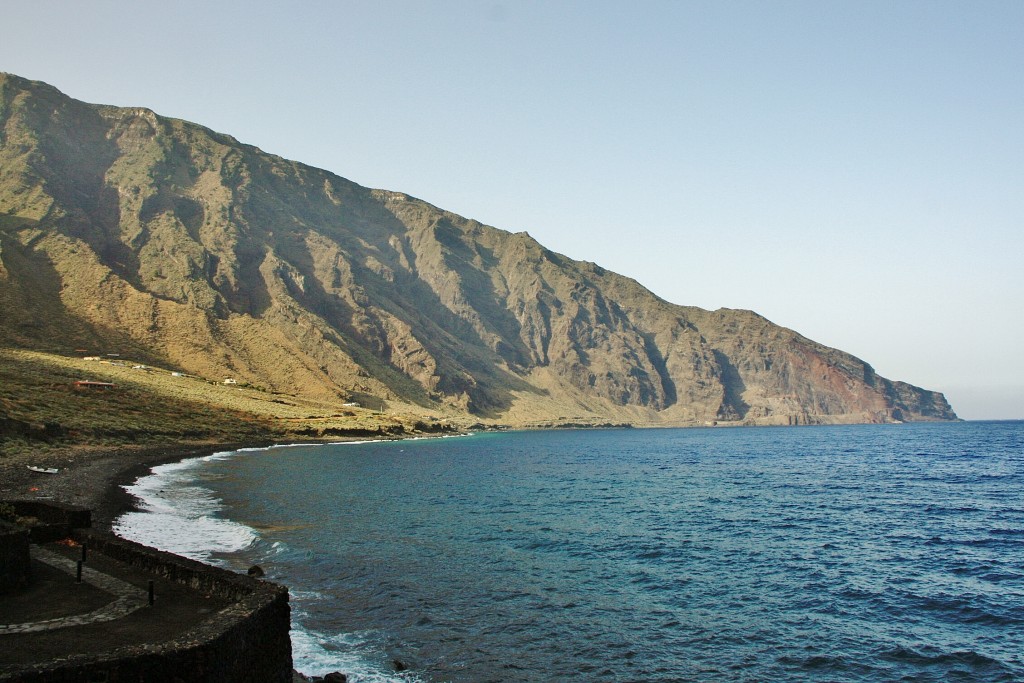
<box><xmin>0</xmin><ymin>442</ymin><xmax>267</xmax><ymax>529</ymax></box>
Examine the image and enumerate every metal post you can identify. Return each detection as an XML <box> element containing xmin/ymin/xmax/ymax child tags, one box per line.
<box><xmin>81</xmin><ymin>543</ymin><xmax>87</xmax><ymax>563</ymax></box>
<box><xmin>76</xmin><ymin>560</ymin><xmax>83</xmax><ymax>583</ymax></box>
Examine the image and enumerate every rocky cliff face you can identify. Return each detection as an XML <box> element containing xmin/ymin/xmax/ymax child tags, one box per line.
<box><xmin>0</xmin><ymin>73</ymin><xmax>956</xmax><ymax>425</ymax></box>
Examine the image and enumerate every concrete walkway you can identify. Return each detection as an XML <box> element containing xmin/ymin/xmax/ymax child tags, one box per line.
<box><xmin>0</xmin><ymin>547</ymin><xmax>148</xmax><ymax>635</ymax></box>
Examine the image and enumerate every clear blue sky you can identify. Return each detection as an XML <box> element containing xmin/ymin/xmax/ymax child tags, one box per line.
<box><xmin>3</xmin><ymin>1</ymin><xmax>1022</xmax><ymax>419</ymax></box>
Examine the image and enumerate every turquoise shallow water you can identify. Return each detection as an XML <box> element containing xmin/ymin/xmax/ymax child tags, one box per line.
<box><xmin>115</xmin><ymin>422</ymin><xmax>1024</xmax><ymax>682</ymax></box>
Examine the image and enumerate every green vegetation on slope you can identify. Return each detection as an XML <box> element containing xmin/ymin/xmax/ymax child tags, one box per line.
<box><xmin>0</xmin><ymin>348</ymin><xmax>456</xmax><ymax>458</ymax></box>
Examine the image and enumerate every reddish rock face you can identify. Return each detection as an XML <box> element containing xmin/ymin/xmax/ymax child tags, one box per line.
<box><xmin>0</xmin><ymin>73</ymin><xmax>956</xmax><ymax>426</ymax></box>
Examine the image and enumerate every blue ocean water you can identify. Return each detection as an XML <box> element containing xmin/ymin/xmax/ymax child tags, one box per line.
<box><xmin>114</xmin><ymin>422</ymin><xmax>1024</xmax><ymax>682</ymax></box>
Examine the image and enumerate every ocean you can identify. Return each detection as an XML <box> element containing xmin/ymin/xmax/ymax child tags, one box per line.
<box><xmin>113</xmin><ymin>422</ymin><xmax>1024</xmax><ymax>682</ymax></box>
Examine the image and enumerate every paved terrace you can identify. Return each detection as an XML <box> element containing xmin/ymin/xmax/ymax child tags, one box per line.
<box><xmin>0</xmin><ymin>501</ymin><xmax>291</xmax><ymax>682</ymax></box>
<box><xmin>1</xmin><ymin>539</ymin><xmax>232</xmax><ymax>674</ymax></box>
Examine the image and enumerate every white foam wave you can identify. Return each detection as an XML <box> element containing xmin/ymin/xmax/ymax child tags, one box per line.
<box><xmin>290</xmin><ymin>625</ymin><xmax>423</xmax><ymax>682</ymax></box>
<box><xmin>323</xmin><ymin>432</ymin><xmax>475</xmax><ymax>447</ymax></box>
<box><xmin>326</xmin><ymin>439</ymin><xmax>397</xmax><ymax>446</ymax></box>
<box><xmin>112</xmin><ymin>444</ymin><xmax>429</xmax><ymax>682</ymax></box>
<box><xmin>112</xmin><ymin>451</ymin><xmax>257</xmax><ymax>562</ymax></box>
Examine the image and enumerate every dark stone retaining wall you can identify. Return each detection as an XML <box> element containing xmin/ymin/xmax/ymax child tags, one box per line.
<box><xmin>0</xmin><ymin>521</ymin><xmax>30</xmax><ymax>594</ymax></box>
<box><xmin>3</xmin><ymin>500</ymin><xmax>92</xmax><ymax>544</ymax></box>
<box><xmin>1</xmin><ymin>516</ymin><xmax>292</xmax><ymax>682</ymax></box>
<box><xmin>74</xmin><ymin>530</ymin><xmax>276</xmax><ymax>604</ymax></box>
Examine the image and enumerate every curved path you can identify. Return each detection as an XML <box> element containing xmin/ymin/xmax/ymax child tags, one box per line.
<box><xmin>0</xmin><ymin>547</ymin><xmax>148</xmax><ymax>635</ymax></box>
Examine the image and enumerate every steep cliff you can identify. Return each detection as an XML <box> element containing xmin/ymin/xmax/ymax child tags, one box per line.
<box><xmin>0</xmin><ymin>73</ymin><xmax>956</xmax><ymax>426</ymax></box>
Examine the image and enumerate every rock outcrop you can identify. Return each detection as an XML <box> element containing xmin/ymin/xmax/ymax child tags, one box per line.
<box><xmin>0</xmin><ymin>73</ymin><xmax>957</xmax><ymax>426</ymax></box>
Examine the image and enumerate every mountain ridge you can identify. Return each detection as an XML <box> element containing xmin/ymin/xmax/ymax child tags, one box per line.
<box><xmin>0</xmin><ymin>72</ymin><xmax>957</xmax><ymax>427</ymax></box>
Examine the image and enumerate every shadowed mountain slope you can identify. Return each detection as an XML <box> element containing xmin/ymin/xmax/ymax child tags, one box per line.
<box><xmin>0</xmin><ymin>73</ymin><xmax>956</xmax><ymax>426</ymax></box>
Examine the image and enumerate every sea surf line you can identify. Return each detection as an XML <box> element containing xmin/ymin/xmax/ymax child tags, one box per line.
<box><xmin>113</xmin><ymin>439</ymin><xmax>442</xmax><ymax>682</ymax></box>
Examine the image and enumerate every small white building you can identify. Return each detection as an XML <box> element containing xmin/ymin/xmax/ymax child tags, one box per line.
<box><xmin>223</xmin><ymin>378</ymin><xmax>238</xmax><ymax>385</ymax></box>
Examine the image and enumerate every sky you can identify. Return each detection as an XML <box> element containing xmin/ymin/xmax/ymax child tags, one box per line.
<box><xmin>2</xmin><ymin>1</ymin><xmax>1022</xmax><ymax>419</ymax></box>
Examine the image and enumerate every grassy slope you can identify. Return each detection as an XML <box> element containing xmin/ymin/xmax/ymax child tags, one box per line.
<box><xmin>0</xmin><ymin>347</ymin><xmax>459</xmax><ymax>459</ymax></box>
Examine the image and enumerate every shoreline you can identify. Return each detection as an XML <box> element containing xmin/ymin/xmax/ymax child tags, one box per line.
<box><xmin>0</xmin><ymin>433</ymin><xmax>463</xmax><ymax>531</ymax></box>
<box><xmin>0</xmin><ymin>440</ymin><xmax>275</xmax><ymax>530</ymax></box>
<box><xmin>0</xmin><ymin>420</ymin><xmax>980</xmax><ymax>530</ymax></box>
<box><xmin>5</xmin><ymin>435</ymin><xmax>463</xmax><ymax>682</ymax></box>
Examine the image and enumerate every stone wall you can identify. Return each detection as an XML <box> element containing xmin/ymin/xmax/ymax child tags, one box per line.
<box><xmin>3</xmin><ymin>500</ymin><xmax>91</xmax><ymax>543</ymax></box>
<box><xmin>1</xmin><ymin>523</ymin><xmax>292</xmax><ymax>682</ymax></box>
<box><xmin>0</xmin><ymin>520</ymin><xmax>30</xmax><ymax>594</ymax></box>
<box><xmin>75</xmin><ymin>530</ymin><xmax>272</xmax><ymax>603</ymax></box>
